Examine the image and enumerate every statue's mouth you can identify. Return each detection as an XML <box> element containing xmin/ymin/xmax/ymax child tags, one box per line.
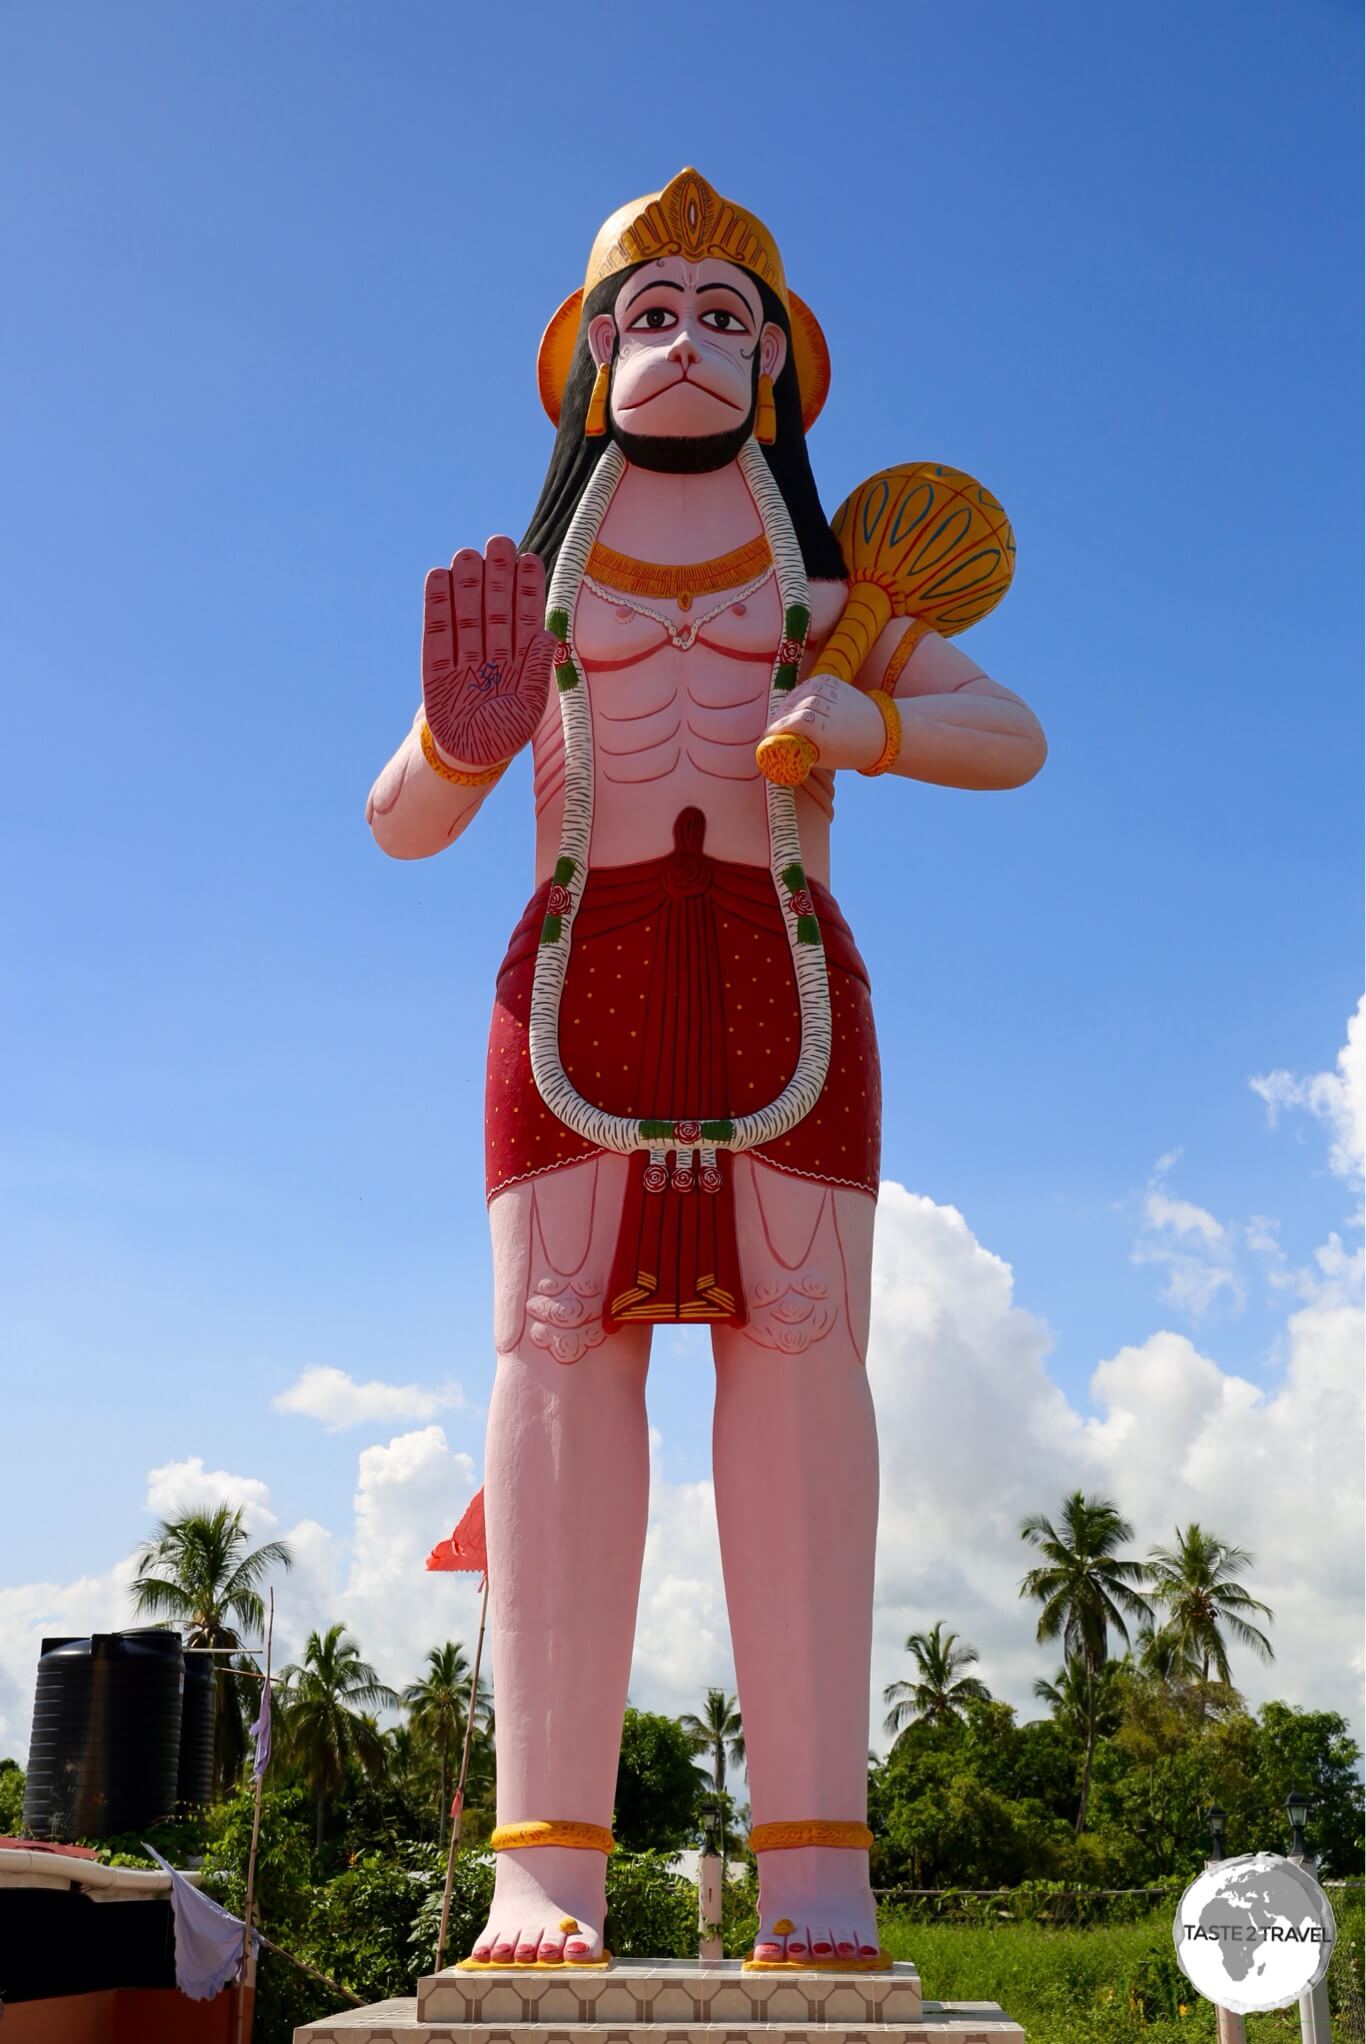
<box><xmin>618</xmin><ymin>369</ymin><xmax>744</xmax><ymax>415</ymax></box>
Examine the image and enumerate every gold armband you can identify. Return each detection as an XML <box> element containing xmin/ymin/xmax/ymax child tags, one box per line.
<box><xmin>879</xmin><ymin>616</ymin><xmax>932</xmax><ymax>693</ymax></box>
<box><xmin>748</xmin><ymin>1820</ymin><xmax>873</xmax><ymax>1852</ymax></box>
<box><xmin>490</xmin><ymin>1820</ymin><xmax>616</xmax><ymax>1854</ymax></box>
<box><xmin>857</xmin><ymin>689</ymin><xmax>901</xmax><ymax>778</ymax></box>
<box><xmin>419</xmin><ymin>719</ymin><xmax>508</xmax><ymax>788</ymax></box>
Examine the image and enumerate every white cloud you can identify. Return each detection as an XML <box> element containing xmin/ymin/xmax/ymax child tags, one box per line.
<box><xmin>272</xmin><ymin>1366</ymin><xmax>469</xmax><ymax>1433</ymax></box>
<box><xmin>144</xmin><ymin>1456</ymin><xmax>279</xmax><ymax>1533</ymax></box>
<box><xmin>1252</xmin><ymin>994</ymin><xmax>1365</xmax><ymax>1187</ymax></box>
<box><xmin>1132</xmin><ymin>1162</ymin><xmax>1242</xmax><ymax>1317</ymax></box>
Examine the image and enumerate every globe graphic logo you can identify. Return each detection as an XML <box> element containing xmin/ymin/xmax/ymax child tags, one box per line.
<box><xmin>1173</xmin><ymin>1852</ymin><xmax>1336</xmax><ymax>2014</ymax></box>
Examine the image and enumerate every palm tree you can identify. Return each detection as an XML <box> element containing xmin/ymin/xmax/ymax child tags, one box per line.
<box><xmin>679</xmin><ymin>1690</ymin><xmax>745</xmax><ymax>1857</ymax></box>
<box><xmin>1133</xmin><ymin>1617</ymin><xmax>1204</xmax><ymax>1685</ymax></box>
<box><xmin>1033</xmin><ymin>1655</ymin><xmax>1126</xmax><ymax>1746</ymax></box>
<box><xmin>276</xmin><ymin>1624</ymin><xmax>398</xmax><ymax>1849</ymax></box>
<box><xmin>131</xmin><ymin>1503</ymin><xmax>292</xmax><ymax>1795</ymax></box>
<box><xmin>882</xmin><ymin>1622</ymin><xmax>992</xmax><ymax>1737</ymax></box>
<box><xmin>401</xmin><ymin>1641</ymin><xmax>491</xmax><ymax>1845</ymax></box>
<box><xmin>1144</xmin><ymin>1523</ymin><xmax>1274</xmax><ymax>1719</ymax></box>
<box><xmin>1018</xmin><ymin>1491</ymin><xmax>1152</xmax><ymax>1835</ymax></box>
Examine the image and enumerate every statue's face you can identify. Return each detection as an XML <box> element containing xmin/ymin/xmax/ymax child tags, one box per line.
<box><xmin>589</xmin><ymin>256</ymin><xmax>788</xmax><ymax>444</ymax></box>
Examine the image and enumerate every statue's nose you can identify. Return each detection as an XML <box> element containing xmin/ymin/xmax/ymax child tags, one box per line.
<box><xmin>666</xmin><ymin>327</ymin><xmax>701</xmax><ymax>368</ymax></box>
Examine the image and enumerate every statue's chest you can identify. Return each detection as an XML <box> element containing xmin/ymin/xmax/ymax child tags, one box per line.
<box><xmin>571</xmin><ymin>575</ymin><xmax>784</xmax><ymax>673</ymax></box>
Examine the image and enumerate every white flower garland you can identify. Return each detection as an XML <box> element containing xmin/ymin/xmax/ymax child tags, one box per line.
<box><xmin>529</xmin><ymin>438</ymin><xmax>831</xmax><ymax>1157</ymax></box>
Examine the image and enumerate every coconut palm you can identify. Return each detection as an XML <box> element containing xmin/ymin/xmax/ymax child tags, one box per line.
<box><xmin>678</xmin><ymin>1690</ymin><xmax>745</xmax><ymax>1858</ymax></box>
<box><xmin>882</xmin><ymin>1621</ymin><xmax>992</xmax><ymax>1737</ymax></box>
<box><xmin>401</xmin><ymin>1641</ymin><xmax>491</xmax><ymax>1845</ymax></box>
<box><xmin>1018</xmin><ymin>1491</ymin><xmax>1152</xmax><ymax>1834</ymax></box>
<box><xmin>1033</xmin><ymin>1654</ymin><xmax>1126</xmax><ymax>1745</ymax></box>
<box><xmin>277</xmin><ymin>1624</ymin><xmax>398</xmax><ymax>1849</ymax></box>
<box><xmin>1144</xmin><ymin>1523</ymin><xmax>1274</xmax><ymax>1719</ymax></box>
<box><xmin>131</xmin><ymin>1502</ymin><xmax>292</xmax><ymax>1794</ymax></box>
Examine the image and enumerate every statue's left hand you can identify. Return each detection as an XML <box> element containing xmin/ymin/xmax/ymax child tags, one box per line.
<box><xmin>761</xmin><ymin>676</ymin><xmax>886</xmax><ymax>773</ymax></box>
<box><xmin>422</xmin><ymin>538</ymin><xmax>554</xmax><ymax>769</ymax></box>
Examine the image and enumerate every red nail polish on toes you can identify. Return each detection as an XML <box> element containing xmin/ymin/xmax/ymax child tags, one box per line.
<box><xmin>858</xmin><ymin>1944</ymin><xmax>879</xmax><ymax>1956</ymax></box>
<box><xmin>836</xmin><ymin>1943</ymin><xmax>855</xmax><ymax>1955</ymax></box>
<box><xmin>812</xmin><ymin>1942</ymin><xmax>833</xmax><ymax>1955</ymax></box>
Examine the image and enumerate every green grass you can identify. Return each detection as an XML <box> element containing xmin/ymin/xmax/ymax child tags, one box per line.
<box><xmin>879</xmin><ymin>1901</ymin><xmax>1364</xmax><ymax>2041</ymax></box>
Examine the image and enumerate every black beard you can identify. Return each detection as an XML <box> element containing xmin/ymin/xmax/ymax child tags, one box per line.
<box><xmin>610</xmin><ymin>379</ymin><xmax>758</xmax><ymax>475</ymax></box>
<box><xmin>610</xmin><ymin>417</ymin><xmax>755</xmax><ymax>474</ymax></box>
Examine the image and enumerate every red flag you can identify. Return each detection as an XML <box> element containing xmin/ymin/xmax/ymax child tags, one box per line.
<box><xmin>426</xmin><ymin>1487</ymin><xmax>488</xmax><ymax>1576</ymax></box>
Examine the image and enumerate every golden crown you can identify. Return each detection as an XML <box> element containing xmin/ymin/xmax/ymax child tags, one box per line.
<box><xmin>582</xmin><ymin>168</ymin><xmax>789</xmax><ymax>309</ymax></box>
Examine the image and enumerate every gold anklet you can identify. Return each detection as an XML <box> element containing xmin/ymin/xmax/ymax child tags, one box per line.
<box><xmin>748</xmin><ymin>1820</ymin><xmax>873</xmax><ymax>1852</ymax></box>
<box><xmin>491</xmin><ymin>1820</ymin><xmax>616</xmax><ymax>1854</ymax></box>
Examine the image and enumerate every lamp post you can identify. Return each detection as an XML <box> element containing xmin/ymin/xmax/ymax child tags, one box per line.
<box><xmin>1284</xmin><ymin>1792</ymin><xmax>1332</xmax><ymax>2044</ymax></box>
<box><xmin>698</xmin><ymin>1799</ymin><xmax>723</xmax><ymax>1964</ymax></box>
<box><xmin>1285</xmin><ymin>1789</ymin><xmax>1310</xmax><ymax>1862</ymax></box>
<box><xmin>1204</xmin><ymin>1804</ymin><xmax>1246</xmax><ymax>2044</ymax></box>
<box><xmin>1207</xmin><ymin>1805</ymin><xmax>1227</xmax><ymax>1862</ymax></box>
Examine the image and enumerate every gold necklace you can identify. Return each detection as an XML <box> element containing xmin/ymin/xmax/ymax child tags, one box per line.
<box><xmin>582</xmin><ymin>562</ymin><xmax>776</xmax><ymax>651</ymax></box>
<box><xmin>585</xmin><ymin>533</ymin><xmax>773</xmax><ymax>611</ymax></box>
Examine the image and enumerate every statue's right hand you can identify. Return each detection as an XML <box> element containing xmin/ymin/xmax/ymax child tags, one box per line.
<box><xmin>421</xmin><ymin>538</ymin><xmax>552</xmax><ymax>770</ymax></box>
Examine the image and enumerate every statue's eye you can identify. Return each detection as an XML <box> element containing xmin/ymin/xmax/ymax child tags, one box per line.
<box><xmin>700</xmin><ymin>308</ymin><xmax>747</xmax><ymax>333</ymax></box>
<box><xmin>630</xmin><ymin>306</ymin><xmax>678</xmax><ymax>331</ymax></box>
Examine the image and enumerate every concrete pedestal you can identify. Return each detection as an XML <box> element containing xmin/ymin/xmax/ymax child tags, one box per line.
<box><xmin>293</xmin><ymin>1957</ymin><xmax>1025</xmax><ymax>2042</ymax></box>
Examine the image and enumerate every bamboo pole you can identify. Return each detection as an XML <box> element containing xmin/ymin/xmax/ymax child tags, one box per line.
<box><xmin>237</xmin><ymin>1589</ymin><xmax>274</xmax><ymax>2044</ymax></box>
<box><xmin>435</xmin><ymin>1573</ymin><xmax>490</xmax><ymax>1972</ymax></box>
<box><xmin>253</xmin><ymin>1927</ymin><xmax>365</xmax><ymax>2008</ymax></box>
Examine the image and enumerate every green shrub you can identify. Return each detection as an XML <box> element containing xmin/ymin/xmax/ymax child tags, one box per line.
<box><xmin>606</xmin><ymin>1850</ymin><xmax>697</xmax><ymax>1957</ymax></box>
<box><xmin>408</xmin><ymin>1849</ymin><xmax>496</xmax><ymax>1969</ymax></box>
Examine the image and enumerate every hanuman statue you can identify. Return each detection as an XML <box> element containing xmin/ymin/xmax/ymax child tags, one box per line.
<box><xmin>367</xmin><ymin>170</ymin><xmax>1046</xmax><ymax>1972</ymax></box>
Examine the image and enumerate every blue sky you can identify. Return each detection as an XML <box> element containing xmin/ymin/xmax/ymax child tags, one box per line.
<box><xmin>2</xmin><ymin>3</ymin><xmax>1361</xmax><ymax>1740</ymax></box>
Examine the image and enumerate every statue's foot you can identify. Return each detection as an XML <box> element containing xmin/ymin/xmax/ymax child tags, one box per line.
<box><xmin>748</xmin><ymin>1847</ymin><xmax>882</xmax><ymax>1967</ymax></box>
<box><xmin>465</xmin><ymin>1846</ymin><xmax>608</xmax><ymax>1967</ymax></box>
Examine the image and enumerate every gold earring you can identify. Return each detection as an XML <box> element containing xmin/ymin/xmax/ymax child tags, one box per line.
<box><xmin>754</xmin><ymin>372</ymin><xmax>777</xmax><ymax>445</ymax></box>
<box><xmin>585</xmin><ymin>361</ymin><xmax>610</xmax><ymax>438</ymax></box>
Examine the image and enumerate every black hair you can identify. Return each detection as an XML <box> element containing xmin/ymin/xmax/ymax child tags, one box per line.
<box><xmin>520</xmin><ymin>262</ymin><xmax>846</xmax><ymax>583</ymax></box>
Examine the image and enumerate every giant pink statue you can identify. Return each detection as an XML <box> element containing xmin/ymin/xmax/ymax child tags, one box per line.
<box><xmin>368</xmin><ymin>171</ymin><xmax>1046</xmax><ymax>1973</ymax></box>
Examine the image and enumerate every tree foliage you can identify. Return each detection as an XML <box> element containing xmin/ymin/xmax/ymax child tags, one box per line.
<box><xmin>884</xmin><ymin>1622</ymin><xmax>992</xmax><ymax>1736</ymax></box>
<box><xmin>277</xmin><ymin>1624</ymin><xmax>398</xmax><ymax>1849</ymax></box>
<box><xmin>130</xmin><ymin>1502</ymin><xmax>292</xmax><ymax>1794</ymax></box>
<box><xmin>613</xmin><ymin>1707</ymin><xmax>706</xmax><ymax>1851</ymax></box>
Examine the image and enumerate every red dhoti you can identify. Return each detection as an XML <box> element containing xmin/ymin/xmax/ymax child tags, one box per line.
<box><xmin>485</xmin><ymin>809</ymin><xmax>880</xmax><ymax>1329</ymax></box>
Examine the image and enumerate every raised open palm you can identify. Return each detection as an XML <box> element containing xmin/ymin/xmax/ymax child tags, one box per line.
<box><xmin>422</xmin><ymin>537</ymin><xmax>552</xmax><ymax>769</ymax></box>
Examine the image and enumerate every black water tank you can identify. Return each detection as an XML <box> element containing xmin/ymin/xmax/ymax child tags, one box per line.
<box><xmin>176</xmin><ymin>1648</ymin><xmax>216</xmax><ymax>1810</ymax></box>
<box><xmin>23</xmin><ymin>1630</ymin><xmax>184</xmax><ymax>1840</ymax></box>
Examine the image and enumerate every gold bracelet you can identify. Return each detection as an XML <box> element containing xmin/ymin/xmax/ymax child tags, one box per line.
<box><xmin>857</xmin><ymin>689</ymin><xmax>901</xmax><ymax>778</ymax></box>
<box><xmin>748</xmin><ymin>1820</ymin><xmax>873</xmax><ymax>1853</ymax></box>
<box><xmin>880</xmin><ymin>615</ymin><xmax>932</xmax><ymax>693</ymax></box>
<box><xmin>419</xmin><ymin>719</ymin><xmax>508</xmax><ymax>788</ymax></box>
<box><xmin>490</xmin><ymin>1820</ymin><xmax>616</xmax><ymax>1854</ymax></box>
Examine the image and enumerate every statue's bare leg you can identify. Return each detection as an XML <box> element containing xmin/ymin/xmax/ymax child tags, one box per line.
<box><xmin>713</xmin><ymin>1159</ymin><xmax>881</xmax><ymax>1962</ymax></box>
<box><xmin>470</xmin><ymin>1157</ymin><xmax>649</xmax><ymax>1965</ymax></box>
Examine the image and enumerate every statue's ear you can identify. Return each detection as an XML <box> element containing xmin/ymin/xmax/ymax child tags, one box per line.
<box><xmin>588</xmin><ymin>313</ymin><xmax>616</xmax><ymax>370</ymax></box>
<box><xmin>759</xmin><ymin>322</ymin><xmax>788</xmax><ymax>383</ymax></box>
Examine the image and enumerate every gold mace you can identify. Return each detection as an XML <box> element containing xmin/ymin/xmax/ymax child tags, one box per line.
<box><xmin>755</xmin><ymin>461</ymin><xmax>1016</xmax><ymax>786</ymax></box>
